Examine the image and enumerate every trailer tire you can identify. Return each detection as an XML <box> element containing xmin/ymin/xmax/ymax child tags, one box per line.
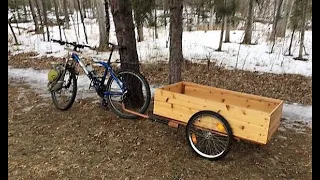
<box><xmin>186</xmin><ymin>110</ymin><xmax>233</xmax><ymax>160</ymax></box>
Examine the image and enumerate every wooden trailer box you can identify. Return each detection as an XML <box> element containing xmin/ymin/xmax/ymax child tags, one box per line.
<box><xmin>153</xmin><ymin>81</ymin><xmax>283</xmax><ymax>144</ymax></box>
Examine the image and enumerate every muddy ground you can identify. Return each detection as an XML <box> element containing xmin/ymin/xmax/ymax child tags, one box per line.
<box><xmin>8</xmin><ymin>53</ymin><xmax>312</xmax><ymax>179</ymax></box>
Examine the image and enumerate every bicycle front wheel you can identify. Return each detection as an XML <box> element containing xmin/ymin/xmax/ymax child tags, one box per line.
<box><xmin>51</xmin><ymin>68</ymin><xmax>77</xmax><ymax>110</ymax></box>
<box><xmin>106</xmin><ymin>70</ymin><xmax>151</xmax><ymax>119</ymax></box>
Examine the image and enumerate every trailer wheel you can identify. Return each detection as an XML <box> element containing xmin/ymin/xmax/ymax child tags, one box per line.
<box><xmin>186</xmin><ymin>110</ymin><xmax>233</xmax><ymax>160</ymax></box>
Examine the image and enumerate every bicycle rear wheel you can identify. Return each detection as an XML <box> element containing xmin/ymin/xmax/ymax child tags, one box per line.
<box><xmin>106</xmin><ymin>70</ymin><xmax>151</xmax><ymax>119</ymax></box>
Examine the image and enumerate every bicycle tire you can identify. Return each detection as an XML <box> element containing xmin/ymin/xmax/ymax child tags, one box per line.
<box><xmin>106</xmin><ymin>70</ymin><xmax>151</xmax><ymax>119</ymax></box>
<box><xmin>51</xmin><ymin>68</ymin><xmax>77</xmax><ymax>110</ymax></box>
<box><xmin>186</xmin><ymin>110</ymin><xmax>233</xmax><ymax>160</ymax></box>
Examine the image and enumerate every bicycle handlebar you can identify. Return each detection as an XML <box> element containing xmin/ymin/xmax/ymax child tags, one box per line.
<box><xmin>51</xmin><ymin>39</ymin><xmax>95</xmax><ymax>50</ymax></box>
<box><xmin>51</xmin><ymin>39</ymin><xmax>125</xmax><ymax>50</ymax></box>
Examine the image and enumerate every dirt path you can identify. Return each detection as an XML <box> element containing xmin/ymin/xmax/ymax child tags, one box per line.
<box><xmin>8</xmin><ymin>81</ymin><xmax>311</xmax><ymax>180</ymax></box>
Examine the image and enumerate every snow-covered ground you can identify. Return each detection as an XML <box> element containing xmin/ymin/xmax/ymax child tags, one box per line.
<box><xmin>8</xmin><ymin>14</ymin><xmax>312</xmax><ymax>76</ymax></box>
<box><xmin>8</xmin><ymin>14</ymin><xmax>312</xmax><ymax>128</ymax></box>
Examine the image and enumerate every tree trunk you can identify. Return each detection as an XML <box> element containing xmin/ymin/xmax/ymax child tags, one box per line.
<box><xmin>13</xmin><ymin>13</ymin><xmax>21</xmax><ymax>35</ymax></box>
<box><xmin>242</xmin><ymin>0</ymin><xmax>254</xmax><ymax>44</ymax></box>
<box><xmin>28</xmin><ymin>0</ymin><xmax>40</xmax><ymax>33</ymax></box>
<box><xmin>217</xmin><ymin>15</ymin><xmax>225</xmax><ymax>51</ymax></box>
<box><xmin>77</xmin><ymin>0</ymin><xmax>88</xmax><ymax>43</ymax></box>
<box><xmin>96</xmin><ymin>0</ymin><xmax>108</xmax><ymax>50</ymax></box>
<box><xmin>110</xmin><ymin>0</ymin><xmax>143</xmax><ymax>107</ymax></box>
<box><xmin>8</xmin><ymin>19</ymin><xmax>19</xmax><ymax>45</ymax></box>
<box><xmin>35</xmin><ymin>0</ymin><xmax>45</xmax><ymax>39</ymax></box>
<box><xmin>23</xmin><ymin>0</ymin><xmax>28</xmax><ymax>21</ymax></box>
<box><xmin>14</xmin><ymin>0</ymin><xmax>21</xmax><ymax>22</ymax></box>
<box><xmin>63</xmin><ymin>0</ymin><xmax>70</xmax><ymax>28</ymax></box>
<box><xmin>53</xmin><ymin>0</ymin><xmax>62</xmax><ymax>40</ymax></box>
<box><xmin>185</xmin><ymin>7</ymin><xmax>192</xmax><ymax>31</ymax></box>
<box><xmin>104</xmin><ymin>0</ymin><xmax>110</xmax><ymax>44</ymax></box>
<box><xmin>154</xmin><ymin>8</ymin><xmax>158</xmax><ymax>39</ymax></box>
<box><xmin>209</xmin><ymin>8</ymin><xmax>215</xmax><ymax>30</ymax></box>
<box><xmin>75</xmin><ymin>0</ymin><xmax>80</xmax><ymax>36</ymax></box>
<box><xmin>91</xmin><ymin>0</ymin><xmax>96</xmax><ymax>18</ymax></box>
<box><xmin>276</xmin><ymin>0</ymin><xmax>294</xmax><ymax>37</ymax></box>
<box><xmin>163</xmin><ymin>9</ymin><xmax>167</xmax><ymax>29</ymax></box>
<box><xmin>196</xmin><ymin>7</ymin><xmax>200</xmax><ymax>27</ymax></box>
<box><xmin>81</xmin><ymin>0</ymin><xmax>87</xmax><ymax>18</ymax></box>
<box><xmin>110</xmin><ymin>0</ymin><xmax>139</xmax><ymax>71</ymax></box>
<box><xmin>225</xmin><ymin>15</ymin><xmax>230</xmax><ymax>42</ymax></box>
<box><xmin>133</xmin><ymin>7</ymin><xmax>144</xmax><ymax>42</ymax></box>
<box><xmin>41</xmin><ymin>0</ymin><xmax>50</xmax><ymax>41</ymax></box>
<box><xmin>288</xmin><ymin>28</ymin><xmax>295</xmax><ymax>56</ymax></box>
<box><xmin>69</xmin><ymin>0</ymin><xmax>75</xmax><ymax>14</ymax></box>
<box><xmin>296</xmin><ymin>0</ymin><xmax>307</xmax><ymax>60</ymax></box>
<box><xmin>137</xmin><ymin>24</ymin><xmax>144</xmax><ymax>42</ymax></box>
<box><xmin>269</xmin><ymin>0</ymin><xmax>283</xmax><ymax>41</ymax></box>
<box><xmin>168</xmin><ymin>0</ymin><xmax>183</xmax><ymax>84</ymax></box>
<box><xmin>261</xmin><ymin>0</ymin><xmax>271</xmax><ymax>18</ymax></box>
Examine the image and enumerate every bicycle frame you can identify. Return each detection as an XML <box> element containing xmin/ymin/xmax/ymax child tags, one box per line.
<box><xmin>69</xmin><ymin>50</ymin><xmax>125</xmax><ymax>97</ymax></box>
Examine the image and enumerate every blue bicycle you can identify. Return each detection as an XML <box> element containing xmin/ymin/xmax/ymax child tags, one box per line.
<box><xmin>48</xmin><ymin>39</ymin><xmax>151</xmax><ymax>119</ymax></box>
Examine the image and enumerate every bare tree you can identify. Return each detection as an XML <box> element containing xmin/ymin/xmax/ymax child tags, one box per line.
<box><xmin>41</xmin><ymin>0</ymin><xmax>50</xmax><ymax>41</ymax></box>
<box><xmin>225</xmin><ymin>16</ymin><xmax>231</xmax><ymax>42</ymax></box>
<box><xmin>53</xmin><ymin>0</ymin><xmax>62</xmax><ymax>40</ymax></box>
<box><xmin>132</xmin><ymin>0</ymin><xmax>154</xmax><ymax>42</ymax></box>
<box><xmin>269</xmin><ymin>0</ymin><xmax>284</xmax><ymax>53</ymax></box>
<box><xmin>270</xmin><ymin>0</ymin><xmax>283</xmax><ymax>41</ymax></box>
<box><xmin>217</xmin><ymin>0</ymin><xmax>227</xmax><ymax>51</ymax></box>
<box><xmin>77</xmin><ymin>0</ymin><xmax>88</xmax><ymax>43</ymax></box>
<box><xmin>28</xmin><ymin>0</ymin><xmax>40</xmax><ymax>33</ymax></box>
<box><xmin>209</xmin><ymin>7</ymin><xmax>215</xmax><ymax>30</ymax></box>
<box><xmin>242</xmin><ymin>0</ymin><xmax>254</xmax><ymax>44</ymax></box>
<box><xmin>63</xmin><ymin>0</ymin><xmax>70</xmax><ymax>29</ymax></box>
<box><xmin>276</xmin><ymin>0</ymin><xmax>294</xmax><ymax>37</ymax></box>
<box><xmin>217</xmin><ymin>14</ymin><xmax>225</xmax><ymax>51</ymax></box>
<box><xmin>286</xmin><ymin>27</ymin><xmax>295</xmax><ymax>56</ymax></box>
<box><xmin>104</xmin><ymin>0</ymin><xmax>110</xmax><ymax>43</ymax></box>
<box><xmin>69</xmin><ymin>0</ymin><xmax>75</xmax><ymax>14</ymax></box>
<box><xmin>35</xmin><ymin>0</ymin><xmax>45</xmax><ymax>39</ymax></box>
<box><xmin>224</xmin><ymin>0</ymin><xmax>235</xmax><ymax>42</ymax></box>
<box><xmin>22</xmin><ymin>0</ymin><xmax>28</xmax><ymax>21</ymax></box>
<box><xmin>294</xmin><ymin>0</ymin><xmax>308</xmax><ymax>61</ymax></box>
<box><xmin>81</xmin><ymin>0</ymin><xmax>87</xmax><ymax>18</ymax></box>
<box><xmin>132</xmin><ymin>0</ymin><xmax>145</xmax><ymax>42</ymax></box>
<box><xmin>110</xmin><ymin>0</ymin><xmax>140</xmax><ymax>71</ymax></box>
<box><xmin>14</xmin><ymin>0</ymin><xmax>21</xmax><ymax>22</ymax></box>
<box><xmin>8</xmin><ymin>18</ymin><xmax>19</xmax><ymax>45</ymax></box>
<box><xmin>110</xmin><ymin>0</ymin><xmax>145</xmax><ymax>107</ymax></box>
<box><xmin>154</xmin><ymin>7</ymin><xmax>158</xmax><ymax>39</ymax></box>
<box><xmin>169</xmin><ymin>0</ymin><xmax>183</xmax><ymax>84</ymax></box>
<box><xmin>96</xmin><ymin>0</ymin><xmax>108</xmax><ymax>50</ymax></box>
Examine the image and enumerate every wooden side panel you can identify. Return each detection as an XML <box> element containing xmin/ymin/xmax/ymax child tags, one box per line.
<box><xmin>184</xmin><ymin>81</ymin><xmax>281</xmax><ymax>107</ymax></box>
<box><xmin>267</xmin><ymin>101</ymin><xmax>283</xmax><ymax>141</ymax></box>
<box><xmin>153</xmin><ymin>89</ymin><xmax>270</xmax><ymax>144</ymax></box>
<box><xmin>161</xmin><ymin>82</ymin><xmax>183</xmax><ymax>93</ymax></box>
<box><xmin>184</xmin><ymin>86</ymin><xmax>277</xmax><ymax>113</ymax></box>
<box><xmin>153</xmin><ymin>101</ymin><xmax>269</xmax><ymax>144</ymax></box>
<box><xmin>154</xmin><ymin>89</ymin><xmax>270</xmax><ymax>127</ymax></box>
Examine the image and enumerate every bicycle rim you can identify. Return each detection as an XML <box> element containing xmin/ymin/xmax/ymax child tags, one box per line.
<box><xmin>107</xmin><ymin>71</ymin><xmax>150</xmax><ymax>119</ymax></box>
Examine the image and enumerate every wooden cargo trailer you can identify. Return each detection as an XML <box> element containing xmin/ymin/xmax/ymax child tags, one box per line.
<box><xmin>153</xmin><ymin>81</ymin><xmax>283</xmax><ymax>145</ymax></box>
